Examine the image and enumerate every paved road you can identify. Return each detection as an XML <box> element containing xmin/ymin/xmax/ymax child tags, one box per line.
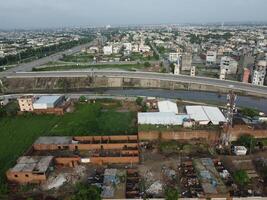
<box><xmin>5</xmin><ymin>70</ymin><xmax>267</xmax><ymax>96</ymax></box>
<box><xmin>4</xmin><ymin>39</ymin><xmax>98</xmax><ymax>73</ymax></box>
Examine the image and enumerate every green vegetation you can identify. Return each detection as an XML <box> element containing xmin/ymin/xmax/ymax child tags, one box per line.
<box><xmin>233</xmin><ymin>170</ymin><xmax>250</xmax><ymax>186</ymax></box>
<box><xmin>236</xmin><ymin>135</ymin><xmax>256</xmax><ymax>152</ymax></box>
<box><xmin>71</xmin><ymin>183</ymin><xmax>101</xmax><ymax>200</ymax></box>
<box><xmin>0</xmin><ymin>37</ymin><xmax>93</xmax><ymax>66</ymax></box>
<box><xmin>165</xmin><ymin>187</ymin><xmax>179</xmax><ymax>200</ymax></box>
<box><xmin>240</xmin><ymin>107</ymin><xmax>259</xmax><ymax>118</ymax></box>
<box><xmin>32</xmin><ymin>62</ymin><xmax>147</xmax><ymax>71</ymax></box>
<box><xmin>0</xmin><ymin>102</ymin><xmax>137</xmax><ymax>185</ymax></box>
<box><xmin>135</xmin><ymin>97</ymin><xmax>143</xmax><ymax>106</ymax></box>
<box><xmin>61</xmin><ymin>53</ymin><xmax>94</xmax><ymax>63</ymax></box>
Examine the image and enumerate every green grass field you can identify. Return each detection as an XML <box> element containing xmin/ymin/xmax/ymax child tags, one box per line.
<box><xmin>0</xmin><ymin>103</ymin><xmax>137</xmax><ymax>183</ymax></box>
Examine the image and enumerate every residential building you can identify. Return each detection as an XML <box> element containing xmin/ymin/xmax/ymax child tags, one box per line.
<box><xmin>252</xmin><ymin>60</ymin><xmax>267</xmax><ymax>86</ymax></box>
<box><xmin>220</xmin><ymin>56</ymin><xmax>238</xmax><ymax>75</ymax></box>
<box><xmin>18</xmin><ymin>96</ymin><xmax>35</xmax><ymax>112</ymax></box>
<box><xmin>168</xmin><ymin>53</ymin><xmax>180</xmax><ymax>63</ymax></box>
<box><xmin>181</xmin><ymin>53</ymin><xmax>192</xmax><ymax>71</ymax></box>
<box><xmin>206</xmin><ymin>51</ymin><xmax>217</xmax><ymax>65</ymax></box>
<box><xmin>190</xmin><ymin>66</ymin><xmax>196</xmax><ymax>77</ymax></box>
<box><xmin>220</xmin><ymin>68</ymin><xmax>226</xmax><ymax>80</ymax></box>
<box><xmin>242</xmin><ymin>68</ymin><xmax>250</xmax><ymax>83</ymax></box>
<box><xmin>174</xmin><ymin>63</ymin><xmax>180</xmax><ymax>75</ymax></box>
<box><xmin>103</xmin><ymin>45</ymin><xmax>113</xmax><ymax>55</ymax></box>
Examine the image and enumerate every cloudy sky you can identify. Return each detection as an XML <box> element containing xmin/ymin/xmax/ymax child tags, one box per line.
<box><xmin>0</xmin><ymin>0</ymin><xmax>267</xmax><ymax>29</ymax></box>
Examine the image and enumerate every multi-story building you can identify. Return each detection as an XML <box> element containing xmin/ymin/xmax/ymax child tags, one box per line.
<box><xmin>206</xmin><ymin>51</ymin><xmax>217</xmax><ymax>65</ymax></box>
<box><xmin>190</xmin><ymin>66</ymin><xmax>196</xmax><ymax>77</ymax></box>
<box><xmin>103</xmin><ymin>45</ymin><xmax>113</xmax><ymax>55</ymax></box>
<box><xmin>18</xmin><ymin>96</ymin><xmax>35</xmax><ymax>112</ymax></box>
<box><xmin>181</xmin><ymin>52</ymin><xmax>192</xmax><ymax>71</ymax></box>
<box><xmin>220</xmin><ymin>56</ymin><xmax>238</xmax><ymax>75</ymax></box>
<box><xmin>242</xmin><ymin>68</ymin><xmax>250</xmax><ymax>83</ymax></box>
<box><xmin>168</xmin><ymin>53</ymin><xmax>180</xmax><ymax>63</ymax></box>
<box><xmin>252</xmin><ymin>60</ymin><xmax>267</xmax><ymax>86</ymax></box>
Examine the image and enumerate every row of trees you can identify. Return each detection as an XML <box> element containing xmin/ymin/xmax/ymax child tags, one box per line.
<box><xmin>0</xmin><ymin>37</ymin><xmax>93</xmax><ymax>66</ymax></box>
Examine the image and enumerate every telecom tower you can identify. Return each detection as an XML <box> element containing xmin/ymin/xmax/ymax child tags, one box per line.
<box><xmin>222</xmin><ymin>90</ymin><xmax>237</xmax><ymax>145</ymax></box>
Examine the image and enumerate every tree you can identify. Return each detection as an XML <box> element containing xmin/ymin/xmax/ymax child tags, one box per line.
<box><xmin>170</xmin><ymin>63</ymin><xmax>175</xmax><ymax>73</ymax></box>
<box><xmin>144</xmin><ymin>62</ymin><xmax>151</xmax><ymax>68</ymax></box>
<box><xmin>71</xmin><ymin>183</ymin><xmax>101</xmax><ymax>200</ymax></box>
<box><xmin>79</xmin><ymin>96</ymin><xmax>87</xmax><ymax>102</ymax></box>
<box><xmin>136</xmin><ymin>97</ymin><xmax>143</xmax><ymax>106</ymax></box>
<box><xmin>237</xmin><ymin>135</ymin><xmax>256</xmax><ymax>152</ymax></box>
<box><xmin>240</xmin><ymin>107</ymin><xmax>259</xmax><ymax>118</ymax></box>
<box><xmin>165</xmin><ymin>187</ymin><xmax>179</xmax><ymax>200</ymax></box>
<box><xmin>233</xmin><ymin>170</ymin><xmax>250</xmax><ymax>186</ymax></box>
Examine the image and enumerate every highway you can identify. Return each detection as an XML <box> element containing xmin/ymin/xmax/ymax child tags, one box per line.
<box><xmin>4</xmin><ymin>39</ymin><xmax>98</xmax><ymax>73</ymax></box>
<box><xmin>5</xmin><ymin>70</ymin><xmax>267</xmax><ymax>96</ymax></box>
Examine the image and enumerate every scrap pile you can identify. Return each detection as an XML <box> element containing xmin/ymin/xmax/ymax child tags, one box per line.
<box><xmin>179</xmin><ymin>160</ymin><xmax>204</xmax><ymax>198</ymax></box>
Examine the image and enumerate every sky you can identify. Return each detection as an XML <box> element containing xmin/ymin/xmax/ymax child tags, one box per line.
<box><xmin>0</xmin><ymin>0</ymin><xmax>267</xmax><ymax>29</ymax></box>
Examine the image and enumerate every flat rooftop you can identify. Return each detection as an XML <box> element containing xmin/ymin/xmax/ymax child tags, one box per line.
<box><xmin>34</xmin><ymin>136</ymin><xmax>72</xmax><ymax>145</ymax></box>
<box><xmin>34</xmin><ymin>95</ymin><xmax>62</xmax><ymax>104</ymax></box>
<box><xmin>10</xmin><ymin>156</ymin><xmax>53</xmax><ymax>173</ymax></box>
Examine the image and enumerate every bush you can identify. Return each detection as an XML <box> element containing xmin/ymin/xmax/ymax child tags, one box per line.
<box><xmin>233</xmin><ymin>170</ymin><xmax>250</xmax><ymax>186</ymax></box>
<box><xmin>237</xmin><ymin>135</ymin><xmax>256</xmax><ymax>152</ymax></box>
<box><xmin>165</xmin><ymin>187</ymin><xmax>179</xmax><ymax>200</ymax></box>
<box><xmin>144</xmin><ymin>62</ymin><xmax>151</xmax><ymax>67</ymax></box>
<box><xmin>136</xmin><ymin>97</ymin><xmax>143</xmax><ymax>106</ymax></box>
<box><xmin>240</xmin><ymin>107</ymin><xmax>259</xmax><ymax>118</ymax></box>
<box><xmin>79</xmin><ymin>96</ymin><xmax>87</xmax><ymax>102</ymax></box>
<box><xmin>71</xmin><ymin>183</ymin><xmax>101</xmax><ymax>200</ymax></box>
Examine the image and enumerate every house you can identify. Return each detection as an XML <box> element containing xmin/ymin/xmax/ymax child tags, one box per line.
<box><xmin>18</xmin><ymin>96</ymin><xmax>35</xmax><ymax>112</ymax></box>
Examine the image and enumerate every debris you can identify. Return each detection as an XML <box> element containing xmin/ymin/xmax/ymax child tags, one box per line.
<box><xmin>146</xmin><ymin>181</ymin><xmax>163</xmax><ymax>195</ymax></box>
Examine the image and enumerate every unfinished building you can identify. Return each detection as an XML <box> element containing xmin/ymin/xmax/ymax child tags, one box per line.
<box><xmin>7</xmin><ymin>135</ymin><xmax>140</xmax><ymax>184</ymax></box>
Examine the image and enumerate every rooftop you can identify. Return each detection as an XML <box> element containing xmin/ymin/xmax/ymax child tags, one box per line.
<box><xmin>34</xmin><ymin>136</ymin><xmax>72</xmax><ymax>145</ymax></box>
<box><xmin>157</xmin><ymin>100</ymin><xmax>178</xmax><ymax>114</ymax></box>
<box><xmin>138</xmin><ymin>112</ymin><xmax>189</xmax><ymax>125</ymax></box>
<box><xmin>34</xmin><ymin>95</ymin><xmax>62</xmax><ymax>105</ymax></box>
<box><xmin>10</xmin><ymin>156</ymin><xmax>53</xmax><ymax>173</ymax></box>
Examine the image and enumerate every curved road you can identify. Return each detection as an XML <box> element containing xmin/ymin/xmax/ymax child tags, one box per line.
<box><xmin>5</xmin><ymin>70</ymin><xmax>267</xmax><ymax>96</ymax></box>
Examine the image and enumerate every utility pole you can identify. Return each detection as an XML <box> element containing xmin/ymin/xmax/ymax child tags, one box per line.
<box><xmin>222</xmin><ymin>90</ymin><xmax>237</xmax><ymax>146</ymax></box>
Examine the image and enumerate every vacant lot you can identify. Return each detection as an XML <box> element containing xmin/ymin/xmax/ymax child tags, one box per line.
<box><xmin>0</xmin><ymin>102</ymin><xmax>137</xmax><ymax>181</ymax></box>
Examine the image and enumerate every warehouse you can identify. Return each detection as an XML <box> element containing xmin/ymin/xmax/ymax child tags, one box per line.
<box><xmin>33</xmin><ymin>95</ymin><xmax>64</xmax><ymax>110</ymax></box>
<box><xmin>186</xmin><ymin>106</ymin><xmax>226</xmax><ymax>125</ymax></box>
<box><xmin>138</xmin><ymin>112</ymin><xmax>189</xmax><ymax>125</ymax></box>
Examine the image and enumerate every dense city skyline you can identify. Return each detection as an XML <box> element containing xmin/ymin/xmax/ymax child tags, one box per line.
<box><xmin>1</xmin><ymin>0</ymin><xmax>267</xmax><ymax>29</ymax></box>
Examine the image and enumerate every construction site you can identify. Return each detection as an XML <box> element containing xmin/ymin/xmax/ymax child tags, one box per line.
<box><xmin>3</xmin><ymin>93</ymin><xmax>267</xmax><ymax>199</ymax></box>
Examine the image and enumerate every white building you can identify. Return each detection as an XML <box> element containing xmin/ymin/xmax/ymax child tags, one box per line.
<box><xmin>174</xmin><ymin>63</ymin><xmax>180</xmax><ymax>75</ymax></box>
<box><xmin>252</xmin><ymin>60</ymin><xmax>267</xmax><ymax>86</ymax></box>
<box><xmin>220</xmin><ymin>68</ymin><xmax>226</xmax><ymax>80</ymax></box>
<box><xmin>190</xmin><ymin>66</ymin><xmax>196</xmax><ymax>77</ymax></box>
<box><xmin>33</xmin><ymin>96</ymin><xmax>64</xmax><ymax>110</ymax></box>
<box><xmin>206</xmin><ymin>51</ymin><xmax>217</xmax><ymax>65</ymax></box>
<box><xmin>123</xmin><ymin>43</ymin><xmax>132</xmax><ymax>52</ymax></box>
<box><xmin>168</xmin><ymin>53</ymin><xmax>180</xmax><ymax>62</ymax></box>
<box><xmin>157</xmin><ymin>100</ymin><xmax>178</xmax><ymax>114</ymax></box>
<box><xmin>185</xmin><ymin>106</ymin><xmax>226</xmax><ymax>125</ymax></box>
<box><xmin>103</xmin><ymin>46</ymin><xmax>113</xmax><ymax>55</ymax></box>
<box><xmin>138</xmin><ymin>112</ymin><xmax>189</xmax><ymax>126</ymax></box>
<box><xmin>220</xmin><ymin>56</ymin><xmax>238</xmax><ymax>75</ymax></box>
<box><xmin>139</xmin><ymin>44</ymin><xmax>150</xmax><ymax>52</ymax></box>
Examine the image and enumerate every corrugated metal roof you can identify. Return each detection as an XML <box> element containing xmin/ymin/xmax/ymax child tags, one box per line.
<box><xmin>138</xmin><ymin>112</ymin><xmax>189</xmax><ymax>125</ymax></box>
<box><xmin>186</xmin><ymin>106</ymin><xmax>226</xmax><ymax>125</ymax></box>
<box><xmin>11</xmin><ymin>156</ymin><xmax>53</xmax><ymax>173</ymax></box>
<box><xmin>34</xmin><ymin>136</ymin><xmax>72</xmax><ymax>145</ymax></box>
<box><xmin>157</xmin><ymin>100</ymin><xmax>178</xmax><ymax>114</ymax></box>
<box><xmin>34</xmin><ymin>95</ymin><xmax>62</xmax><ymax>104</ymax></box>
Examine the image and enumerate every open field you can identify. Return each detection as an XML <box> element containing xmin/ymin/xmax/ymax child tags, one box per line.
<box><xmin>32</xmin><ymin>62</ymin><xmax>147</xmax><ymax>71</ymax></box>
<box><xmin>0</xmin><ymin>102</ymin><xmax>137</xmax><ymax>182</ymax></box>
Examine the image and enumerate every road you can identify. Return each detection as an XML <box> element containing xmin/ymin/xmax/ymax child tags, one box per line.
<box><xmin>5</xmin><ymin>70</ymin><xmax>267</xmax><ymax>96</ymax></box>
<box><xmin>4</xmin><ymin>39</ymin><xmax>98</xmax><ymax>73</ymax></box>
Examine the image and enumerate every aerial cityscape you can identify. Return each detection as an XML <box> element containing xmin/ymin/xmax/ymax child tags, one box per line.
<box><xmin>0</xmin><ymin>0</ymin><xmax>267</xmax><ymax>200</ymax></box>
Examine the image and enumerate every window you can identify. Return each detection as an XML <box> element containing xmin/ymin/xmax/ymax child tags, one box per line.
<box><xmin>14</xmin><ymin>174</ymin><xmax>18</xmax><ymax>178</ymax></box>
<box><xmin>25</xmin><ymin>174</ymin><xmax>29</xmax><ymax>177</ymax></box>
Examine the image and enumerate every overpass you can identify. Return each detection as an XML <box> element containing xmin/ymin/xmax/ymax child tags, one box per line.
<box><xmin>2</xmin><ymin>70</ymin><xmax>267</xmax><ymax>97</ymax></box>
